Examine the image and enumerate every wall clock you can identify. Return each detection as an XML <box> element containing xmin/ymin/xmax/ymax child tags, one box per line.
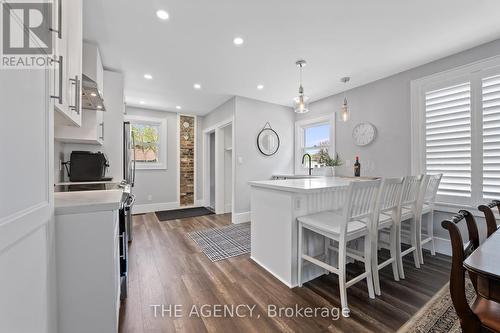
<box><xmin>352</xmin><ymin>122</ymin><xmax>377</xmax><ymax>146</ymax></box>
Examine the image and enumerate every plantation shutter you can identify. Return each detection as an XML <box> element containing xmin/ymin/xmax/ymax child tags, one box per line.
<box><xmin>425</xmin><ymin>82</ymin><xmax>472</xmax><ymax>198</ymax></box>
<box><xmin>482</xmin><ymin>74</ymin><xmax>500</xmax><ymax>199</ymax></box>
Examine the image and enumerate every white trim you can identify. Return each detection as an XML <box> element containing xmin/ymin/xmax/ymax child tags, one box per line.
<box><xmin>133</xmin><ymin>200</ymin><xmax>206</xmax><ymax>215</ymax></box>
<box><xmin>177</xmin><ymin>114</ymin><xmax>181</xmax><ymax>206</ymax></box>
<box><xmin>232</xmin><ymin>211</ymin><xmax>250</xmax><ymax>224</ymax></box>
<box><xmin>411</xmin><ymin>55</ymin><xmax>500</xmax><ymax>206</ymax></box>
<box><xmin>124</xmin><ymin>114</ymin><xmax>168</xmax><ymax>170</ymax></box>
<box><xmin>202</xmin><ymin>117</ymin><xmax>235</xmax><ymax>215</ymax></box>
<box><xmin>294</xmin><ymin>114</ymin><xmax>336</xmax><ymax>174</ymax></box>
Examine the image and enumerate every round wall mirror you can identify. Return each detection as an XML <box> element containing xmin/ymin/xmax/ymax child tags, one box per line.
<box><xmin>257</xmin><ymin>127</ymin><xmax>280</xmax><ymax>156</ymax></box>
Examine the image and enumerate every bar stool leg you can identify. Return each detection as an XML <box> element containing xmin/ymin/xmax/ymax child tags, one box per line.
<box><xmin>297</xmin><ymin>222</ymin><xmax>303</xmax><ymax>287</ymax></box>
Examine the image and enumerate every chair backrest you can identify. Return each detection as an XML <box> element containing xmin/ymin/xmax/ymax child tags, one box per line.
<box><xmin>441</xmin><ymin>210</ymin><xmax>481</xmax><ymax>331</ymax></box>
<box><xmin>401</xmin><ymin>175</ymin><xmax>424</xmax><ymax>207</ymax></box>
<box><xmin>424</xmin><ymin>173</ymin><xmax>443</xmax><ymax>204</ymax></box>
<box><xmin>344</xmin><ymin>179</ymin><xmax>381</xmax><ymax>227</ymax></box>
<box><xmin>478</xmin><ymin>200</ymin><xmax>500</xmax><ymax>238</ymax></box>
<box><xmin>374</xmin><ymin>177</ymin><xmax>405</xmax><ymax>228</ymax></box>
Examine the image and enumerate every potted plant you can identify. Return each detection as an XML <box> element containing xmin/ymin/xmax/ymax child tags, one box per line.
<box><xmin>318</xmin><ymin>150</ymin><xmax>343</xmax><ymax>176</ymax></box>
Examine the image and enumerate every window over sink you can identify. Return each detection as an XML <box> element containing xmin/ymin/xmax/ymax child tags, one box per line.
<box><xmin>295</xmin><ymin>115</ymin><xmax>335</xmax><ymax>173</ymax></box>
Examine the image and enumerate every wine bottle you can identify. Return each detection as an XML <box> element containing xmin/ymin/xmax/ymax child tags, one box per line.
<box><xmin>354</xmin><ymin>156</ymin><xmax>361</xmax><ymax>177</ymax></box>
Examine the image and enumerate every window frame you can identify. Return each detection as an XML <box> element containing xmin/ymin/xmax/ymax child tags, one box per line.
<box><xmin>411</xmin><ymin>55</ymin><xmax>500</xmax><ymax>207</ymax></box>
<box><xmin>294</xmin><ymin>114</ymin><xmax>336</xmax><ymax>174</ymax></box>
<box><xmin>125</xmin><ymin>115</ymin><xmax>167</xmax><ymax>170</ymax></box>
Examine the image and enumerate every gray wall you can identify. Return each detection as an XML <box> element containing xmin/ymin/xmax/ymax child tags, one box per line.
<box><xmin>201</xmin><ymin>96</ymin><xmax>295</xmax><ymax>216</ymax></box>
<box><xmin>297</xmin><ymin>39</ymin><xmax>500</xmax><ymax>180</ymax></box>
<box><xmin>297</xmin><ymin>38</ymin><xmax>500</xmax><ymax>240</ymax></box>
<box><xmin>234</xmin><ymin>96</ymin><xmax>294</xmax><ymax>215</ymax></box>
<box><xmin>125</xmin><ymin>107</ymin><xmax>178</xmax><ymax>206</ymax></box>
<box><xmin>202</xmin><ymin>97</ymin><xmax>236</xmax><ymax>130</ymax></box>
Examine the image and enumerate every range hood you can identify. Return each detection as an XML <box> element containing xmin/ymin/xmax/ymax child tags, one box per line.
<box><xmin>82</xmin><ymin>42</ymin><xmax>106</xmax><ymax>111</ymax></box>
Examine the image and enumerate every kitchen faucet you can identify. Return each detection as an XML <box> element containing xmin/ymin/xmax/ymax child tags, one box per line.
<box><xmin>302</xmin><ymin>153</ymin><xmax>312</xmax><ymax>176</ymax></box>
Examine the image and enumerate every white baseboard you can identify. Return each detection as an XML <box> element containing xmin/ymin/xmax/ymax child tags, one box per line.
<box><xmin>133</xmin><ymin>199</ymin><xmax>205</xmax><ymax>214</ymax></box>
<box><xmin>232</xmin><ymin>211</ymin><xmax>250</xmax><ymax>224</ymax></box>
<box><xmin>250</xmin><ymin>256</ymin><xmax>293</xmax><ymax>288</ymax></box>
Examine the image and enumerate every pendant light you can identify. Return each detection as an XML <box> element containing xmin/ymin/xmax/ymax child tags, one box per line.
<box><xmin>293</xmin><ymin>60</ymin><xmax>310</xmax><ymax>113</ymax></box>
<box><xmin>340</xmin><ymin>76</ymin><xmax>350</xmax><ymax>122</ymax></box>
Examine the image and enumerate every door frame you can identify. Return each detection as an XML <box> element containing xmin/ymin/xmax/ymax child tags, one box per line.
<box><xmin>202</xmin><ymin>117</ymin><xmax>234</xmax><ymax>216</ymax></box>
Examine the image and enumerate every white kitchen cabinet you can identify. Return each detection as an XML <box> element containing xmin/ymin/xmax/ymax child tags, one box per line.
<box><xmin>55</xmin><ymin>109</ymin><xmax>104</xmax><ymax>145</ymax></box>
<box><xmin>56</xmin><ymin>209</ymin><xmax>121</xmax><ymax>333</ymax></box>
<box><xmin>0</xmin><ymin>4</ymin><xmax>55</xmax><ymax>332</ymax></box>
<box><xmin>53</xmin><ymin>0</ymin><xmax>83</xmax><ymax>127</ymax></box>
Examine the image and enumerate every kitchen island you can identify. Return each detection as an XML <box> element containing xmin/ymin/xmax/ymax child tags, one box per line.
<box><xmin>249</xmin><ymin>177</ymin><xmax>359</xmax><ymax>287</ymax></box>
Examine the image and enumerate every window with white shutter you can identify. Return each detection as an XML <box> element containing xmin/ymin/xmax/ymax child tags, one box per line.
<box><xmin>482</xmin><ymin>74</ymin><xmax>500</xmax><ymax>200</ymax></box>
<box><xmin>411</xmin><ymin>57</ymin><xmax>500</xmax><ymax>207</ymax></box>
<box><xmin>425</xmin><ymin>82</ymin><xmax>472</xmax><ymax>199</ymax></box>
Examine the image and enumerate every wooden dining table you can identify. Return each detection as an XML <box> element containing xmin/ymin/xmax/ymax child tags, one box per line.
<box><xmin>464</xmin><ymin>228</ymin><xmax>500</xmax><ymax>302</ymax></box>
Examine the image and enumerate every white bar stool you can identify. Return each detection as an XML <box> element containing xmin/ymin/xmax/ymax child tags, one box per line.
<box><xmin>297</xmin><ymin>179</ymin><xmax>381</xmax><ymax>317</ymax></box>
<box><xmin>397</xmin><ymin>175</ymin><xmax>428</xmax><ymax>279</ymax></box>
<box><xmin>372</xmin><ymin>177</ymin><xmax>405</xmax><ymax>296</ymax></box>
<box><xmin>417</xmin><ymin>173</ymin><xmax>443</xmax><ymax>264</ymax></box>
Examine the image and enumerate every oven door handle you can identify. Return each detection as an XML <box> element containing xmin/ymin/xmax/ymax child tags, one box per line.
<box><xmin>126</xmin><ymin>194</ymin><xmax>136</xmax><ymax>208</ymax></box>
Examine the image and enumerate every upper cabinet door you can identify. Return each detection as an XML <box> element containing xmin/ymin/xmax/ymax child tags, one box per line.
<box><xmin>53</xmin><ymin>0</ymin><xmax>82</xmax><ymax>127</ymax></box>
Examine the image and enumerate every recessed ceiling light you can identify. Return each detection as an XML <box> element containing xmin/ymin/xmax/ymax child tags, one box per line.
<box><xmin>156</xmin><ymin>10</ymin><xmax>169</xmax><ymax>20</ymax></box>
<box><xmin>257</xmin><ymin>84</ymin><xmax>264</xmax><ymax>90</ymax></box>
<box><xmin>144</xmin><ymin>73</ymin><xmax>153</xmax><ymax>80</ymax></box>
<box><xmin>233</xmin><ymin>37</ymin><xmax>244</xmax><ymax>46</ymax></box>
<box><xmin>176</xmin><ymin>105</ymin><xmax>182</xmax><ymax>110</ymax></box>
<box><xmin>193</xmin><ymin>83</ymin><xmax>201</xmax><ymax>90</ymax></box>
<box><xmin>90</xmin><ymin>92</ymin><xmax>97</xmax><ymax>97</ymax></box>
<box><xmin>140</xmin><ymin>101</ymin><xmax>145</xmax><ymax>105</ymax></box>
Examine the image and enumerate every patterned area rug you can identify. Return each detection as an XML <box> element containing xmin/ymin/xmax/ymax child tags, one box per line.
<box><xmin>188</xmin><ymin>222</ymin><xmax>250</xmax><ymax>262</ymax></box>
<box><xmin>398</xmin><ymin>279</ymin><xmax>476</xmax><ymax>333</ymax></box>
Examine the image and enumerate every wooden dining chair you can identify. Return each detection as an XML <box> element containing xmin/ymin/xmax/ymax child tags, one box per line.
<box><xmin>297</xmin><ymin>179</ymin><xmax>381</xmax><ymax>317</ymax></box>
<box><xmin>478</xmin><ymin>200</ymin><xmax>500</xmax><ymax>238</ymax></box>
<box><xmin>442</xmin><ymin>210</ymin><xmax>500</xmax><ymax>333</ymax></box>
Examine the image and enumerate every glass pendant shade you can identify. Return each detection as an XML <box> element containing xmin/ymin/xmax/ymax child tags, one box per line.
<box><xmin>293</xmin><ymin>86</ymin><xmax>310</xmax><ymax>113</ymax></box>
<box><xmin>341</xmin><ymin>97</ymin><xmax>349</xmax><ymax>122</ymax></box>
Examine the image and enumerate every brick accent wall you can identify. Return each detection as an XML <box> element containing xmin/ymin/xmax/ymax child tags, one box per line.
<box><xmin>179</xmin><ymin>115</ymin><xmax>195</xmax><ymax>206</ymax></box>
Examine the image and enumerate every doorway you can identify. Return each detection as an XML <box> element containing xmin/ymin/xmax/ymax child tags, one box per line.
<box><xmin>209</xmin><ymin>131</ymin><xmax>215</xmax><ymax>211</ymax></box>
<box><xmin>203</xmin><ymin>119</ymin><xmax>234</xmax><ymax>216</ymax></box>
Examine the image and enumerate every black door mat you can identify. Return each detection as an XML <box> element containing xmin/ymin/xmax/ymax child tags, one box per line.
<box><xmin>155</xmin><ymin>207</ymin><xmax>214</xmax><ymax>221</ymax></box>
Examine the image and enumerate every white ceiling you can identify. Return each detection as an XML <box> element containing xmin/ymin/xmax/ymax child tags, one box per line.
<box><xmin>83</xmin><ymin>0</ymin><xmax>500</xmax><ymax>115</ymax></box>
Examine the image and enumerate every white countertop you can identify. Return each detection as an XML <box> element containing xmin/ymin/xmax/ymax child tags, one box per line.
<box><xmin>55</xmin><ymin>189</ymin><xmax>124</xmax><ymax>215</ymax></box>
<box><xmin>249</xmin><ymin>176</ymin><xmax>357</xmax><ymax>193</ymax></box>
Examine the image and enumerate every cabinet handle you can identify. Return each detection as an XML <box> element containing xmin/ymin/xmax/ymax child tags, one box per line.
<box><xmin>119</xmin><ymin>233</ymin><xmax>126</xmax><ymax>259</ymax></box>
<box><xmin>50</xmin><ymin>55</ymin><xmax>63</xmax><ymax>104</ymax></box>
<box><xmin>99</xmin><ymin>122</ymin><xmax>104</xmax><ymax>141</ymax></box>
<box><xmin>49</xmin><ymin>0</ymin><xmax>62</xmax><ymax>39</ymax></box>
<box><xmin>69</xmin><ymin>76</ymin><xmax>80</xmax><ymax>115</ymax></box>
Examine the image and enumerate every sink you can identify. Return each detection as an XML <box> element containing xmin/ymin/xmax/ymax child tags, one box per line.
<box><xmin>271</xmin><ymin>174</ymin><xmax>324</xmax><ymax>180</ymax></box>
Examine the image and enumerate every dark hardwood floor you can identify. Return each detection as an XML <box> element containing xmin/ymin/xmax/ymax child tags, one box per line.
<box><xmin>119</xmin><ymin>213</ymin><xmax>451</xmax><ymax>333</ymax></box>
